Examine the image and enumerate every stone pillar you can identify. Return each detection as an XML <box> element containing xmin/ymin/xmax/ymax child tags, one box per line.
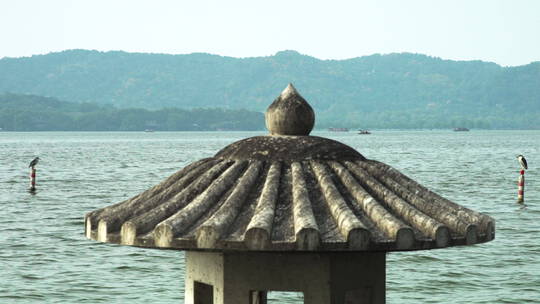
<box><xmin>185</xmin><ymin>251</ymin><xmax>224</xmax><ymax>304</ymax></box>
<box><xmin>184</xmin><ymin>251</ymin><xmax>385</xmax><ymax>304</ymax></box>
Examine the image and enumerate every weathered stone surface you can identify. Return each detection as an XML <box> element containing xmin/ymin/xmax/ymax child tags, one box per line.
<box><xmin>85</xmin><ymin>83</ymin><xmax>495</xmax><ymax>252</ymax></box>
<box><xmin>215</xmin><ymin>136</ymin><xmax>365</xmax><ymax>162</ymax></box>
<box><xmin>265</xmin><ymin>83</ymin><xmax>315</xmax><ymax>136</ymax></box>
<box><xmin>85</xmin><ymin>155</ymin><xmax>495</xmax><ymax>252</ymax></box>
<box><xmin>184</xmin><ymin>251</ymin><xmax>386</xmax><ymax>304</ymax></box>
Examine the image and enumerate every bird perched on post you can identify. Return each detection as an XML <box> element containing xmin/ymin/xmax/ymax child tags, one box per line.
<box><xmin>29</xmin><ymin>157</ymin><xmax>40</xmax><ymax>168</ymax></box>
<box><xmin>517</xmin><ymin>155</ymin><xmax>528</xmax><ymax>170</ymax></box>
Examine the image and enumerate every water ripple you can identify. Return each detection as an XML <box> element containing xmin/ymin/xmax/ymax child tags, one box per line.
<box><xmin>2</xmin><ymin>131</ymin><xmax>540</xmax><ymax>303</ymax></box>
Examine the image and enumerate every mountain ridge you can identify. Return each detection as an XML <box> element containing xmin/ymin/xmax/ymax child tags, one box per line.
<box><xmin>1</xmin><ymin>49</ymin><xmax>539</xmax><ymax>129</ymax></box>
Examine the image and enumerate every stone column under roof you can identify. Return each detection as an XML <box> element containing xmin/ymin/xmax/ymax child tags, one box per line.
<box><xmin>85</xmin><ymin>83</ymin><xmax>495</xmax><ymax>304</ymax></box>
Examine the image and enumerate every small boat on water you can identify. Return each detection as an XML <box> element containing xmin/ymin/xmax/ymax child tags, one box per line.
<box><xmin>453</xmin><ymin>127</ymin><xmax>469</xmax><ymax>132</ymax></box>
<box><xmin>358</xmin><ymin>130</ymin><xmax>371</xmax><ymax>135</ymax></box>
<box><xmin>144</xmin><ymin>129</ymin><xmax>155</xmax><ymax>133</ymax></box>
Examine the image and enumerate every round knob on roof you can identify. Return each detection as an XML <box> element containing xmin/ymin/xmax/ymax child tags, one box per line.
<box><xmin>265</xmin><ymin>83</ymin><xmax>315</xmax><ymax>136</ymax></box>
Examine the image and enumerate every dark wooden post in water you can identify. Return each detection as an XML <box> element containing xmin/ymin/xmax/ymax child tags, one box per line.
<box><xmin>29</xmin><ymin>167</ymin><xmax>36</xmax><ymax>192</ymax></box>
<box><xmin>85</xmin><ymin>83</ymin><xmax>495</xmax><ymax>304</ymax></box>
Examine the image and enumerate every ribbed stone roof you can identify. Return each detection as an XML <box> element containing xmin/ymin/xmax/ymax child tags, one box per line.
<box><xmin>85</xmin><ymin>84</ymin><xmax>495</xmax><ymax>252</ymax></box>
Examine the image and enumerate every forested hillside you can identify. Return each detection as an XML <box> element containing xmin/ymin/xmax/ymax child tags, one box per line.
<box><xmin>0</xmin><ymin>93</ymin><xmax>263</xmax><ymax>131</ymax></box>
<box><xmin>1</xmin><ymin>50</ymin><xmax>539</xmax><ymax>129</ymax></box>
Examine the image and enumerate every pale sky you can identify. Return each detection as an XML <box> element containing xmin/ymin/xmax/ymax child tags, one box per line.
<box><xmin>1</xmin><ymin>0</ymin><xmax>539</xmax><ymax>66</ymax></box>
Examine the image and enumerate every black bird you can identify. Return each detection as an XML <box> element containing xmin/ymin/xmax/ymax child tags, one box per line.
<box><xmin>517</xmin><ymin>155</ymin><xmax>528</xmax><ymax>170</ymax></box>
<box><xmin>29</xmin><ymin>157</ymin><xmax>40</xmax><ymax>168</ymax></box>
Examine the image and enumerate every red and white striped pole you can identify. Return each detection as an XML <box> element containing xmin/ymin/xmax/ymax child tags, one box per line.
<box><xmin>29</xmin><ymin>167</ymin><xmax>36</xmax><ymax>192</ymax></box>
<box><xmin>517</xmin><ymin>169</ymin><xmax>525</xmax><ymax>203</ymax></box>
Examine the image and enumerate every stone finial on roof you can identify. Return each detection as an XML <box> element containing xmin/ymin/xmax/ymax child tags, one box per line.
<box><xmin>265</xmin><ymin>83</ymin><xmax>315</xmax><ymax>136</ymax></box>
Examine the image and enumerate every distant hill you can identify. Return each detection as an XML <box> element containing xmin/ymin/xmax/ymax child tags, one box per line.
<box><xmin>0</xmin><ymin>93</ymin><xmax>264</xmax><ymax>131</ymax></box>
<box><xmin>1</xmin><ymin>49</ymin><xmax>539</xmax><ymax>129</ymax></box>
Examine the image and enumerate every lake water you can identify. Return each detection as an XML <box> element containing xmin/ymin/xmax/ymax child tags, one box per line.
<box><xmin>1</xmin><ymin>131</ymin><xmax>539</xmax><ymax>303</ymax></box>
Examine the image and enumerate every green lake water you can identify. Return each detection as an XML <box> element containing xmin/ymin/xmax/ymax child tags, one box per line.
<box><xmin>1</xmin><ymin>131</ymin><xmax>539</xmax><ymax>303</ymax></box>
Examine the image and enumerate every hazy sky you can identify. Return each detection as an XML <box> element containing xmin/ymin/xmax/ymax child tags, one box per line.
<box><xmin>1</xmin><ymin>0</ymin><xmax>539</xmax><ymax>66</ymax></box>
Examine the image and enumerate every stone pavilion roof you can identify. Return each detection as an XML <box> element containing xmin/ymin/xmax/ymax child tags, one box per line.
<box><xmin>85</xmin><ymin>84</ymin><xmax>495</xmax><ymax>252</ymax></box>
